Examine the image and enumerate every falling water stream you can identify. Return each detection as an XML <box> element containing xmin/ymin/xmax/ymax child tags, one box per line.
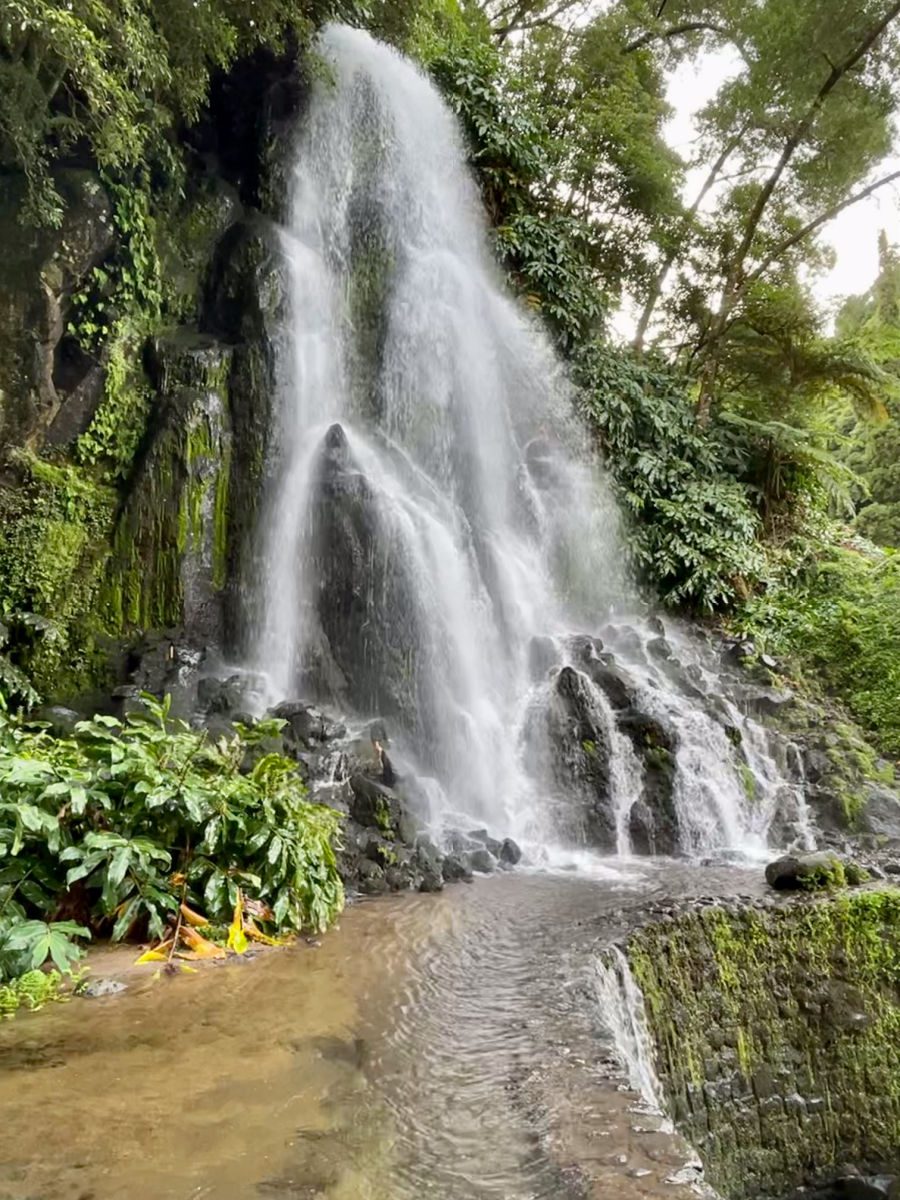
<box><xmin>252</xmin><ymin>25</ymin><xmax>812</xmax><ymax>862</ymax></box>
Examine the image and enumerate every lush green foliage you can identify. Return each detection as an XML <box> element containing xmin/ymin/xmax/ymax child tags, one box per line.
<box><xmin>837</xmin><ymin>235</ymin><xmax>900</xmax><ymax>548</ymax></box>
<box><xmin>738</xmin><ymin>532</ymin><xmax>900</xmax><ymax>756</ymax></box>
<box><xmin>0</xmin><ymin>693</ymin><xmax>344</xmax><ymax>989</ymax></box>
<box><xmin>0</xmin><ymin>0</ymin><xmax>369</xmax><ymax>226</ymax></box>
<box><xmin>575</xmin><ymin>345</ymin><xmax>762</xmax><ymax>609</ymax></box>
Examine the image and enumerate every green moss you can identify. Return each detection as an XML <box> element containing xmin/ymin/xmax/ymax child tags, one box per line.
<box><xmin>629</xmin><ymin>891</ymin><xmax>900</xmax><ymax>1198</ymax></box>
<box><xmin>103</xmin><ymin>385</ymin><xmax>231</xmax><ymax>638</ymax></box>
<box><xmin>0</xmin><ymin>453</ymin><xmax>116</xmax><ymax>697</ymax></box>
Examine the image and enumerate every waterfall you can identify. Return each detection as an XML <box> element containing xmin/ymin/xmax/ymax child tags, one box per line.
<box><xmin>594</xmin><ymin>946</ymin><xmax>668</xmax><ymax>1118</ymax></box>
<box><xmin>251</xmin><ymin>25</ymin><xmax>814</xmax><ymax>859</ymax></box>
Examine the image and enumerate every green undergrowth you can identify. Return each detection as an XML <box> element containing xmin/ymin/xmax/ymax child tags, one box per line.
<box><xmin>0</xmin><ymin>693</ymin><xmax>344</xmax><ymax>1009</ymax></box>
<box><xmin>736</xmin><ymin>525</ymin><xmax>900</xmax><ymax>759</ymax></box>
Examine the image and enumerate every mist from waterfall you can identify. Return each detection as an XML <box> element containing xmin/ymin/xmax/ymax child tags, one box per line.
<box><xmin>252</xmin><ymin>24</ymin><xmax>812</xmax><ymax>860</ymax></box>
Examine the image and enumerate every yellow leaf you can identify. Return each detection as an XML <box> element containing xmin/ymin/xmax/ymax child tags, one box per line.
<box><xmin>180</xmin><ymin>926</ymin><xmax>226</xmax><ymax>959</ymax></box>
<box><xmin>179</xmin><ymin>964</ymin><xmax>199</xmax><ymax>975</ymax></box>
<box><xmin>227</xmin><ymin>893</ymin><xmax>249</xmax><ymax>956</ymax></box>
<box><xmin>179</xmin><ymin>903</ymin><xmax>210</xmax><ymax>928</ymax></box>
<box><xmin>135</xmin><ymin>940</ymin><xmax>172</xmax><ymax>965</ymax></box>
<box><xmin>244</xmin><ymin>917</ymin><xmax>290</xmax><ymax>947</ymax></box>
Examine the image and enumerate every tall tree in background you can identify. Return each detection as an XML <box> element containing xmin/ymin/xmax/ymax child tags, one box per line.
<box><xmin>473</xmin><ymin>0</ymin><xmax>900</xmax><ymax>421</ymax></box>
<box><xmin>838</xmin><ymin>234</ymin><xmax>900</xmax><ymax>547</ymax></box>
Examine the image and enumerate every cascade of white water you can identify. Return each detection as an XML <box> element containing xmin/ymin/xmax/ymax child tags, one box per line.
<box><xmin>251</xmin><ymin>24</ymin><xmax>815</xmax><ymax>859</ymax></box>
<box><xmin>594</xmin><ymin>946</ymin><xmax>669</xmax><ymax>1118</ymax></box>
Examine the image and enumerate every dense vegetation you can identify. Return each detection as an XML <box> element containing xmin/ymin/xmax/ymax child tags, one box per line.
<box><xmin>0</xmin><ymin>694</ymin><xmax>342</xmax><ymax>1008</ymax></box>
<box><xmin>403</xmin><ymin>0</ymin><xmax>900</xmax><ymax>756</ymax></box>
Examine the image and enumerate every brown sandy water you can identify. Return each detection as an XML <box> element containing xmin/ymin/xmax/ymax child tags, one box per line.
<box><xmin>0</xmin><ymin>861</ymin><xmax>763</xmax><ymax>1200</ymax></box>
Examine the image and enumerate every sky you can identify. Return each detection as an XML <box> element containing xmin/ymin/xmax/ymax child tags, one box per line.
<box><xmin>663</xmin><ymin>49</ymin><xmax>900</xmax><ymax>317</ymax></box>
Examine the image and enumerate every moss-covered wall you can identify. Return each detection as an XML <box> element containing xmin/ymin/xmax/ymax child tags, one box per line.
<box><xmin>0</xmin><ymin>42</ymin><xmax>302</xmax><ymax>704</ymax></box>
<box><xmin>628</xmin><ymin>891</ymin><xmax>900</xmax><ymax>1199</ymax></box>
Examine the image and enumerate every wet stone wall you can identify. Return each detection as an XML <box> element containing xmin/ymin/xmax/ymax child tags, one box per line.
<box><xmin>626</xmin><ymin>890</ymin><xmax>900</xmax><ymax>1199</ymax></box>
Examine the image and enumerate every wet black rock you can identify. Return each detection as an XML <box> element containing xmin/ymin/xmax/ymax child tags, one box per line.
<box><xmin>442</xmin><ymin>855</ymin><xmax>474</xmax><ymax>883</ymax></box>
<box><xmin>468</xmin><ymin>829</ymin><xmax>503</xmax><ymax>858</ymax></box>
<box><xmin>348</xmin><ymin>775</ymin><xmax>402</xmax><ymax>831</ymax></box>
<box><xmin>741</xmin><ymin>685</ymin><xmax>795</xmax><ymax>717</ymax></box>
<box><xmin>543</xmin><ymin>665</ymin><xmax>615</xmax><ymax>847</ymax></box>
<box><xmin>765</xmin><ymin>850</ymin><xmax>847</xmax><ymax>890</ymax></box>
<box><xmin>468</xmin><ymin>848</ymin><xmax>496</xmax><ymax>875</ymax></box>
<box><xmin>271</xmin><ymin>700</ymin><xmax>341</xmax><ymax>748</ymax></box>
<box><xmin>499</xmin><ymin>838</ymin><xmax>522</xmax><ymax>866</ymax></box>
<box><xmin>357</xmin><ymin>858</ymin><xmax>388</xmax><ymax>895</ymax></box>
<box><xmin>33</xmin><ymin>706</ymin><xmax>82</xmax><ymax>736</ymax></box>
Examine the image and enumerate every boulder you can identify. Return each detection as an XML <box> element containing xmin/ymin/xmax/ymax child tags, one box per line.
<box><xmin>855</xmin><ymin>785</ymin><xmax>900</xmax><ymax>839</ymax></box>
<box><xmin>499</xmin><ymin>838</ymin><xmax>522</xmax><ymax>866</ymax></box>
<box><xmin>468</xmin><ymin>848</ymin><xmax>496</xmax><ymax>875</ymax></box>
<box><xmin>442</xmin><ymin>855</ymin><xmax>473</xmax><ymax>883</ymax></box>
<box><xmin>468</xmin><ymin>829</ymin><xmax>503</xmax><ymax>858</ymax></box>
<box><xmin>33</xmin><ymin>706</ymin><xmax>82</xmax><ymax>736</ymax></box>
<box><xmin>543</xmin><ymin>665</ymin><xmax>616</xmax><ymax>847</ymax></box>
<box><xmin>356</xmin><ymin>858</ymin><xmax>388</xmax><ymax>896</ymax></box>
<box><xmin>272</xmin><ymin>700</ymin><xmax>330</xmax><ymax>748</ymax></box>
<box><xmin>348</xmin><ymin>774</ymin><xmax>402</xmax><ymax>832</ymax></box>
<box><xmin>765</xmin><ymin>850</ymin><xmax>846</xmax><ymax>890</ymax></box>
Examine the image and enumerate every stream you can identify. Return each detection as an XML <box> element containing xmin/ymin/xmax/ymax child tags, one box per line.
<box><xmin>0</xmin><ymin>862</ymin><xmax>766</xmax><ymax>1200</ymax></box>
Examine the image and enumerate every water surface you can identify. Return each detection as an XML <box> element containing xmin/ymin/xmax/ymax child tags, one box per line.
<box><xmin>0</xmin><ymin>863</ymin><xmax>762</xmax><ymax>1200</ymax></box>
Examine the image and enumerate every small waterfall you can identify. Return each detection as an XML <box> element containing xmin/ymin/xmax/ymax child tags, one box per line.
<box><xmin>594</xmin><ymin>946</ymin><xmax>668</xmax><ymax>1118</ymax></box>
<box><xmin>250</xmin><ymin>24</ymin><xmax>815</xmax><ymax>860</ymax></box>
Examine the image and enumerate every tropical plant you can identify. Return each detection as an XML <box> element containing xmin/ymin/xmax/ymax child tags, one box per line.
<box><xmin>0</xmin><ymin>693</ymin><xmax>344</xmax><ymax>994</ymax></box>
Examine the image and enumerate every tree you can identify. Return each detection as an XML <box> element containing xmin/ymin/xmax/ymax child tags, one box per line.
<box><xmin>837</xmin><ymin>234</ymin><xmax>900</xmax><ymax>546</ymax></box>
<box><xmin>640</xmin><ymin>0</ymin><xmax>900</xmax><ymax>420</ymax></box>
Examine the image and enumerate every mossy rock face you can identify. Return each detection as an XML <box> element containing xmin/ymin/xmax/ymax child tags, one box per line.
<box><xmin>627</xmin><ymin>890</ymin><xmax>900</xmax><ymax>1199</ymax></box>
<box><xmin>0</xmin><ymin>170</ymin><xmax>113</xmax><ymax>454</ymax></box>
<box><xmin>201</xmin><ymin>215</ymin><xmax>287</xmax><ymax>655</ymax></box>
<box><xmin>102</xmin><ymin>333</ymin><xmax>233</xmax><ymax>645</ymax></box>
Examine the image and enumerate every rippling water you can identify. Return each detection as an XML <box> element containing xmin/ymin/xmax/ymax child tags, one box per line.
<box><xmin>0</xmin><ymin>865</ymin><xmax>761</xmax><ymax>1200</ymax></box>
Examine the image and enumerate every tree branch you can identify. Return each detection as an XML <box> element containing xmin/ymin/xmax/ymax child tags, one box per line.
<box><xmin>694</xmin><ymin>0</ymin><xmax>900</xmax><ymax>422</ymax></box>
<box><xmin>727</xmin><ymin>0</ymin><xmax>900</xmax><ymax>295</ymax></box>
<box><xmin>746</xmin><ymin>169</ymin><xmax>900</xmax><ymax>287</ymax></box>
<box><xmin>633</xmin><ymin>124</ymin><xmax>747</xmax><ymax>350</ymax></box>
<box><xmin>624</xmin><ymin>21</ymin><xmax>730</xmax><ymax>54</ymax></box>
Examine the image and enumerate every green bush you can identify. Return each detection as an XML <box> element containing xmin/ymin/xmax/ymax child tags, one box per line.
<box><xmin>0</xmin><ymin>694</ymin><xmax>344</xmax><ymax>987</ymax></box>
<box><xmin>575</xmin><ymin>345</ymin><xmax>763</xmax><ymax>610</ymax></box>
<box><xmin>738</xmin><ymin>531</ymin><xmax>900</xmax><ymax>757</ymax></box>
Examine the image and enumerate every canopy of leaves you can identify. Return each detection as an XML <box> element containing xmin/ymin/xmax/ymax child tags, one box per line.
<box><xmin>0</xmin><ymin>0</ymin><xmax>369</xmax><ymax>224</ymax></box>
<box><xmin>837</xmin><ymin>235</ymin><xmax>900</xmax><ymax>547</ymax></box>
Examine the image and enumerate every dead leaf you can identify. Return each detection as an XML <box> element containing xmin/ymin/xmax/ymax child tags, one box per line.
<box><xmin>180</xmin><ymin>926</ymin><xmax>226</xmax><ymax>959</ymax></box>
<box><xmin>179</xmin><ymin>903</ymin><xmax>210</xmax><ymax>928</ymax></box>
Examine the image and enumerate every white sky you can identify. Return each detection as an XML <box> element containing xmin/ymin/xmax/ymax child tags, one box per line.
<box><xmin>664</xmin><ymin>50</ymin><xmax>900</xmax><ymax>315</ymax></box>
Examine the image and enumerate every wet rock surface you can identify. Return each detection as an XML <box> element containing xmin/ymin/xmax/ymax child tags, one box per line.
<box><xmin>624</xmin><ymin>888</ymin><xmax>900</xmax><ymax>1200</ymax></box>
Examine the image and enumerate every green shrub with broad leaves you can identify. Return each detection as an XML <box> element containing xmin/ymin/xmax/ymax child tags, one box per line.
<box><xmin>0</xmin><ymin>694</ymin><xmax>344</xmax><ymax>998</ymax></box>
<box><xmin>574</xmin><ymin>344</ymin><xmax>763</xmax><ymax>610</ymax></box>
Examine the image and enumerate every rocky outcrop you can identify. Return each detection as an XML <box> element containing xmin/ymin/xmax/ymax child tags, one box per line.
<box><xmin>626</xmin><ymin>890</ymin><xmax>900</xmax><ymax>1199</ymax></box>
